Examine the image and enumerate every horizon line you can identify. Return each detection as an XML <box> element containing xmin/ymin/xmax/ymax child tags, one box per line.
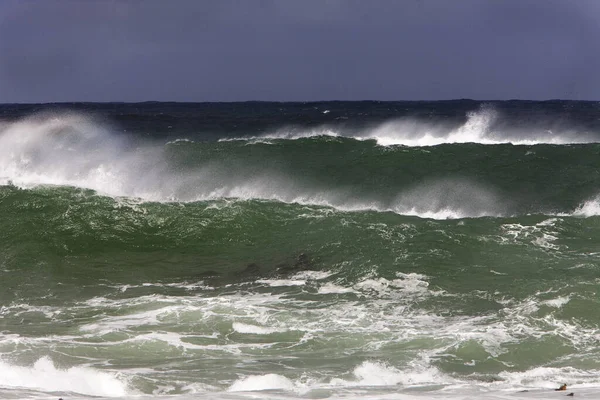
<box><xmin>0</xmin><ymin>98</ymin><xmax>598</xmax><ymax>106</ymax></box>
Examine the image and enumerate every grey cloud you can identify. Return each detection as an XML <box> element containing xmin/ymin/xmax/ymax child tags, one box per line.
<box><xmin>0</xmin><ymin>0</ymin><xmax>598</xmax><ymax>102</ymax></box>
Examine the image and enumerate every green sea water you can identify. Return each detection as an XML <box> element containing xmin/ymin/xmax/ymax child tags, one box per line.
<box><xmin>0</xmin><ymin>101</ymin><xmax>599</xmax><ymax>399</ymax></box>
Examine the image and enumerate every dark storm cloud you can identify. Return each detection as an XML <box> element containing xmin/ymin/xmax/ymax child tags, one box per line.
<box><xmin>0</xmin><ymin>0</ymin><xmax>598</xmax><ymax>102</ymax></box>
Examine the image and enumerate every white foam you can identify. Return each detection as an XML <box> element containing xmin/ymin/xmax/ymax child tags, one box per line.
<box><xmin>120</xmin><ymin>281</ymin><xmax>214</xmax><ymax>292</ymax></box>
<box><xmin>256</xmin><ymin>279</ymin><xmax>306</xmax><ymax>287</ymax></box>
<box><xmin>500</xmin><ymin>221</ymin><xmax>561</xmax><ymax>250</ymax></box>
<box><xmin>0</xmin><ymin>303</ymin><xmax>62</xmax><ymax>320</ymax></box>
<box><xmin>573</xmin><ymin>195</ymin><xmax>600</xmax><ymax>217</ymax></box>
<box><xmin>365</xmin><ymin>106</ymin><xmax>592</xmax><ymax>146</ymax></box>
<box><xmin>353</xmin><ymin>272</ymin><xmax>433</xmax><ymax>298</ymax></box>
<box><xmin>79</xmin><ymin>306</ymin><xmax>168</xmax><ymax>334</ymax></box>
<box><xmin>391</xmin><ymin>178</ymin><xmax>506</xmax><ymax>219</ymax></box>
<box><xmin>0</xmin><ymin>113</ymin><xmax>162</xmax><ymax>199</ymax></box>
<box><xmin>166</xmin><ymin>138</ymin><xmax>194</xmax><ymax>144</ymax></box>
<box><xmin>365</xmin><ymin>107</ymin><xmax>499</xmax><ymax>146</ymax></box>
<box><xmin>232</xmin><ymin>322</ymin><xmax>286</xmax><ymax>335</ymax></box>
<box><xmin>330</xmin><ymin>361</ymin><xmax>454</xmax><ymax>388</ymax></box>
<box><xmin>318</xmin><ymin>283</ymin><xmax>356</xmax><ymax>294</ymax></box>
<box><xmin>0</xmin><ymin>357</ymin><xmax>128</xmax><ymax>397</ymax></box>
<box><xmin>290</xmin><ymin>270</ymin><xmax>334</xmax><ymax>280</ymax></box>
<box><xmin>498</xmin><ymin>366</ymin><xmax>600</xmax><ymax>390</ymax></box>
<box><xmin>249</xmin><ymin>177</ymin><xmax>508</xmax><ymax>219</ymax></box>
<box><xmin>228</xmin><ymin>373</ymin><xmax>298</xmax><ymax>392</ymax></box>
<box><xmin>220</xmin><ymin>127</ymin><xmax>340</xmax><ymax>142</ymax></box>
<box><xmin>224</xmin><ymin>105</ymin><xmax>596</xmax><ymax>147</ymax></box>
<box><xmin>3</xmin><ymin>273</ymin><xmax>598</xmax><ymax>397</ymax></box>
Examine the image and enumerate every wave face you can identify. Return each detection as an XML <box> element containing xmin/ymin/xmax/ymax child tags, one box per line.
<box><xmin>2</xmin><ymin>101</ymin><xmax>600</xmax><ymax>400</ymax></box>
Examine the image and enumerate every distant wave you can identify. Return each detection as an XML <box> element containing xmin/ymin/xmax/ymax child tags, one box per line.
<box><xmin>222</xmin><ymin>105</ymin><xmax>597</xmax><ymax>146</ymax></box>
<box><xmin>219</xmin><ymin>128</ymin><xmax>341</xmax><ymax>143</ymax></box>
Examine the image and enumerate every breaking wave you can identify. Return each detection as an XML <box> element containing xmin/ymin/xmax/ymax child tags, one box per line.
<box><xmin>0</xmin><ymin>357</ymin><xmax>128</xmax><ymax>397</ymax></box>
<box><xmin>0</xmin><ymin>110</ymin><xmax>598</xmax><ymax>219</ymax></box>
<box><xmin>225</xmin><ymin>105</ymin><xmax>597</xmax><ymax>146</ymax></box>
<box><xmin>0</xmin><ymin>113</ymin><xmax>509</xmax><ymax>219</ymax></box>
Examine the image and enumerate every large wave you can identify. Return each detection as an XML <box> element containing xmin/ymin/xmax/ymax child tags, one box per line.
<box><xmin>0</xmin><ymin>111</ymin><xmax>596</xmax><ymax>219</ymax></box>
<box><xmin>0</xmin><ymin>113</ymin><xmax>505</xmax><ymax>217</ymax></box>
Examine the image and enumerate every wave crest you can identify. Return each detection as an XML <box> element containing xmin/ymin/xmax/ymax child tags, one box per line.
<box><xmin>226</xmin><ymin>105</ymin><xmax>596</xmax><ymax>146</ymax></box>
<box><xmin>391</xmin><ymin>179</ymin><xmax>507</xmax><ymax>219</ymax></box>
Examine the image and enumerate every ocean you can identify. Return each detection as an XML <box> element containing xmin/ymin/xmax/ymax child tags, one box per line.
<box><xmin>0</xmin><ymin>100</ymin><xmax>599</xmax><ymax>399</ymax></box>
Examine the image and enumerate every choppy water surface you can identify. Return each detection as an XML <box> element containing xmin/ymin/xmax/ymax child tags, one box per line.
<box><xmin>1</xmin><ymin>101</ymin><xmax>600</xmax><ymax>399</ymax></box>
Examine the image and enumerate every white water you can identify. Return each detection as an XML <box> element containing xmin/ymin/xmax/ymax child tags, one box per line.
<box><xmin>1</xmin><ymin>267</ymin><xmax>596</xmax><ymax>399</ymax></box>
<box><xmin>0</xmin><ymin>357</ymin><xmax>128</xmax><ymax>397</ymax></box>
<box><xmin>226</xmin><ymin>105</ymin><xmax>595</xmax><ymax>146</ymax></box>
<box><xmin>572</xmin><ymin>195</ymin><xmax>600</xmax><ymax>217</ymax></box>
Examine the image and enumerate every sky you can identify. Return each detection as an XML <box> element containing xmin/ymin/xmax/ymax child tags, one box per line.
<box><xmin>0</xmin><ymin>0</ymin><xmax>599</xmax><ymax>102</ymax></box>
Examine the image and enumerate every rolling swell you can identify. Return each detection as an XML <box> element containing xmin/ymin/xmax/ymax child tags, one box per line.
<box><xmin>3</xmin><ymin>184</ymin><xmax>600</xmax><ymax>292</ymax></box>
